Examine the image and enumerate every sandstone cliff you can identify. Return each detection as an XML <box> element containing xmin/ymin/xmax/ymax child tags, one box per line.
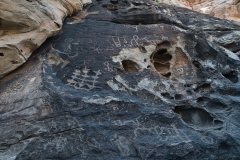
<box><xmin>160</xmin><ymin>0</ymin><xmax>240</xmax><ymax>22</ymax></box>
<box><xmin>0</xmin><ymin>0</ymin><xmax>86</xmax><ymax>78</ymax></box>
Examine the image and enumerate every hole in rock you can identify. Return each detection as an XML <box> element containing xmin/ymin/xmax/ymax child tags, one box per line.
<box><xmin>154</xmin><ymin>62</ymin><xmax>170</xmax><ymax>73</ymax></box>
<box><xmin>222</xmin><ymin>71</ymin><xmax>238</xmax><ymax>83</ymax></box>
<box><xmin>174</xmin><ymin>94</ymin><xmax>182</xmax><ymax>100</ymax></box>
<box><xmin>11</xmin><ymin>60</ymin><xmax>19</xmax><ymax>64</ymax></box>
<box><xmin>0</xmin><ymin>53</ymin><xmax>4</xmax><ymax>56</ymax></box>
<box><xmin>174</xmin><ymin>107</ymin><xmax>213</xmax><ymax>127</ymax></box>
<box><xmin>163</xmin><ymin>72</ymin><xmax>171</xmax><ymax>78</ymax></box>
<box><xmin>194</xmin><ymin>83</ymin><xmax>211</xmax><ymax>92</ymax></box>
<box><xmin>161</xmin><ymin>92</ymin><xmax>174</xmax><ymax>99</ymax></box>
<box><xmin>214</xmin><ymin>120</ymin><xmax>223</xmax><ymax>126</ymax></box>
<box><xmin>157</xmin><ymin>49</ymin><xmax>167</xmax><ymax>55</ymax></box>
<box><xmin>184</xmin><ymin>84</ymin><xmax>191</xmax><ymax>87</ymax></box>
<box><xmin>192</xmin><ymin>60</ymin><xmax>200</xmax><ymax>68</ymax></box>
<box><xmin>122</xmin><ymin>60</ymin><xmax>140</xmax><ymax>72</ymax></box>
<box><xmin>139</xmin><ymin>46</ymin><xmax>147</xmax><ymax>53</ymax></box>
<box><xmin>48</xmin><ymin>57</ymin><xmax>57</xmax><ymax>64</ymax></box>
<box><xmin>153</xmin><ymin>49</ymin><xmax>172</xmax><ymax>63</ymax></box>
<box><xmin>110</xmin><ymin>0</ymin><xmax>118</xmax><ymax>4</ymax></box>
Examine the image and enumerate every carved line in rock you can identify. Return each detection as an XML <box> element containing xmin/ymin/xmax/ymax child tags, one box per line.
<box><xmin>114</xmin><ymin>118</ymin><xmax>215</xmax><ymax>144</ymax></box>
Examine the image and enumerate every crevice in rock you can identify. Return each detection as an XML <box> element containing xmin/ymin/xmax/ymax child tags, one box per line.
<box><xmin>223</xmin><ymin>43</ymin><xmax>240</xmax><ymax>53</ymax></box>
<box><xmin>222</xmin><ymin>71</ymin><xmax>238</xmax><ymax>83</ymax></box>
<box><xmin>0</xmin><ymin>53</ymin><xmax>4</xmax><ymax>56</ymax></box>
<box><xmin>194</xmin><ymin>83</ymin><xmax>211</xmax><ymax>92</ymax></box>
<box><xmin>122</xmin><ymin>60</ymin><xmax>140</xmax><ymax>72</ymax></box>
<box><xmin>161</xmin><ymin>92</ymin><xmax>174</xmax><ymax>99</ymax></box>
<box><xmin>192</xmin><ymin>60</ymin><xmax>200</xmax><ymax>68</ymax></box>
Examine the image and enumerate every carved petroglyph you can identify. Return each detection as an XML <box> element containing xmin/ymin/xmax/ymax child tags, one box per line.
<box><xmin>123</xmin><ymin>25</ymin><xmax>139</xmax><ymax>32</ymax></box>
<box><xmin>114</xmin><ymin>117</ymin><xmax>191</xmax><ymax>142</ymax></box>
<box><xmin>112</xmin><ymin>35</ymin><xmax>149</xmax><ymax>48</ymax></box>
<box><xmin>63</xmin><ymin>38</ymin><xmax>78</xmax><ymax>58</ymax></box>
<box><xmin>67</xmin><ymin>67</ymin><xmax>101</xmax><ymax>91</ymax></box>
<box><xmin>104</xmin><ymin>61</ymin><xmax>113</xmax><ymax>72</ymax></box>
<box><xmin>112</xmin><ymin>36</ymin><xmax>121</xmax><ymax>47</ymax></box>
<box><xmin>113</xmin><ymin>117</ymin><xmax>214</xmax><ymax>144</ymax></box>
<box><xmin>200</xmin><ymin>136</ymin><xmax>214</xmax><ymax>144</ymax></box>
<box><xmin>111</xmin><ymin>134</ymin><xmax>133</xmax><ymax>157</ymax></box>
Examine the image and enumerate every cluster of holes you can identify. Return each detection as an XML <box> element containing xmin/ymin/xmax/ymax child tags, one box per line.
<box><xmin>222</xmin><ymin>71</ymin><xmax>238</xmax><ymax>83</ymax></box>
<box><xmin>150</xmin><ymin>42</ymin><xmax>172</xmax><ymax>78</ymax></box>
<box><xmin>121</xmin><ymin>42</ymin><xmax>174</xmax><ymax>77</ymax></box>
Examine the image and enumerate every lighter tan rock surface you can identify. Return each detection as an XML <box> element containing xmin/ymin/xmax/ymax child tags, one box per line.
<box><xmin>159</xmin><ymin>0</ymin><xmax>240</xmax><ymax>22</ymax></box>
<box><xmin>0</xmin><ymin>0</ymin><xmax>87</xmax><ymax>78</ymax></box>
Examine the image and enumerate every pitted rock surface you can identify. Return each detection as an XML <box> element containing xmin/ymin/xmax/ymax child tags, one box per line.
<box><xmin>0</xmin><ymin>0</ymin><xmax>240</xmax><ymax>159</ymax></box>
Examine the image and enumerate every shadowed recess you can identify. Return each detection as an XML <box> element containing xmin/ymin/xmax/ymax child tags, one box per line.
<box><xmin>122</xmin><ymin>60</ymin><xmax>140</xmax><ymax>72</ymax></box>
<box><xmin>222</xmin><ymin>71</ymin><xmax>238</xmax><ymax>83</ymax></box>
<box><xmin>151</xmin><ymin>43</ymin><xmax>172</xmax><ymax>77</ymax></box>
<box><xmin>194</xmin><ymin>83</ymin><xmax>211</xmax><ymax>92</ymax></box>
<box><xmin>192</xmin><ymin>60</ymin><xmax>200</xmax><ymax>68</ymax></box>
<box><xmin>174</xmin><ymin>107</ymin><xmax>214</xmax><ymax>127</ymax></box>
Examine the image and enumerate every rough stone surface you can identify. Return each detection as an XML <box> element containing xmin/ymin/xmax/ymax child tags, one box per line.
<box><xmin>0</xmin><ymin>0</ymin><xmax>86</xmax><ymax>78</ymax></box>
<box><xmin>159</xmin><ymin>0</ymin><xmax>240</xmax><ymax>22</ymax></box>
<box><xmin>1</xmin><ymin>0</ymin><xmax>240</xmax><ymax>159</ymax></box>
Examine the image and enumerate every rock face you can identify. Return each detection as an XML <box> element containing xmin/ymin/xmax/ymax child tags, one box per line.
<box><xmin>0</xmin><ymin>0</ymin><xmax>85</xmax><ymax>78</ymax></box>
<box><xmin>159</xmin><ymin>0</ymin><xmax>240</xmax><ymax>22</ymax></box>
<box><xmin>1</xmin><ymin>0</ymin><xmax>240</xmax><ymax>159</ymax></box>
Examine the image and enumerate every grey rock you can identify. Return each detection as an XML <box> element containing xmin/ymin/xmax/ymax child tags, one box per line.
<box><xmin>1</xmin><ymin>0</ymin><xmax>240</xmax><ymax>159</ymax></box>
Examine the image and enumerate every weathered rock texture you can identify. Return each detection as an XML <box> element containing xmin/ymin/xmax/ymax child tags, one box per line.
<box><xmin>1</xmin><ymin>0</ymin><xmax>240</xmax><ymax>159</ymax></box>
<box><xmin>159</xmin><ymin>0</ymin><xmax>240</xmax><ymax>22</ymax></box>
<box><xmin>0</xmin><ymin>0</ymin><xmax>86</xmax><ymax>78</ymax></box>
